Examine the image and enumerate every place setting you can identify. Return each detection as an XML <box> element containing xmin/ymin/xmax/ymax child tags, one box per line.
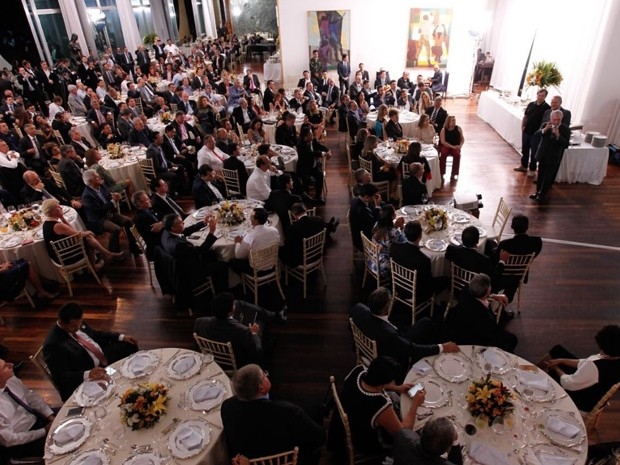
<box><xmin>166</xmin><ymin>419</ymin><xmax>213</xmax><ymax>459</ymax></box>
<box><xmin>119</xmin><ymin>351</ymin><xmax>161</xmax><ymax>379</ymax></box>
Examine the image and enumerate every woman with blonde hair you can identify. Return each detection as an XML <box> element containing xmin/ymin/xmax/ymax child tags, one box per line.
<box><xmin>374</xmin><ymin>104</ymin><xmax>389</xmax><ymax>140</ymax></box>
<box><xmin>411</xmin><ymin>114</ymin><xmax>436</xmax><ymax>144</ymax></box>
<box><xmin>416</xmin><ymin>91</ymin><xmax>432</xmax><ymax>116</ymax></box>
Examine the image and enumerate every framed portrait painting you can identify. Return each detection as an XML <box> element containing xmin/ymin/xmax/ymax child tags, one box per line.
<box><xmin>307</xmin><ymin>10</ymin><xmax>350</xmax><ymax>71</ymax></box>
<box><xmin>406</xmin><ymin>8</ymin><xmax>453</xmax><ymax>68</ymax></box>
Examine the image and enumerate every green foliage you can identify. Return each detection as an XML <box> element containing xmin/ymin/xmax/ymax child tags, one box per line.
<box><xmin>526</xmin><ymin>61</ymin><xmax>563</xmax><ymax>89</ymax></box>
<box><xmin>143</xmin><ymin>33</ymin><xmax>157</xmax><ymax>46</ymax></box>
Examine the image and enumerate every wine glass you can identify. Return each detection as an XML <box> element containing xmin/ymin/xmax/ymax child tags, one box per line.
<box><xmin>7</xmin><ymin>205</ymin><xmax>16</xmax><ymax>215</ymax></box>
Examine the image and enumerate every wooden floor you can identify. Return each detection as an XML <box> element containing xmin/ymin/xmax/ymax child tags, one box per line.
<box><xmin>3</xmin><ymin>92</ymin><xmax>620</xmax><ymax>451</ymax></box>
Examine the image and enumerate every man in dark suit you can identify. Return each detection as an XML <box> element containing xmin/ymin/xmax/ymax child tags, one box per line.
<box><xmin>194</xmin><ymin>292</ymin><xmax>263</xmax><ymax>368</ymax></box>
<box><xmin>0</xmin><ymin>121</ymin><xmax>20</xmax><ymax>150</ymax></box>
<box><xmin>296</xmin><ymin>126</ymin><xmax>328</xmax><ymax>204</ymax></box>
<box><xmin>20</xmin><ymin>169</ymin><xmax>81</xmax><ymax>210</ymax></box>
<box><xmin>160</xmin><ymin>212</ymin><xmax>228</xmax><ymax>292</ymax></box>
<box><xmin>42</xmin><ymin>302</ymin><xmax>138</xmax><ymax>400</ymax></box>
<box><xmin>131</xmin><ymin>190</ymin><xmax>163</xmax><ymax>260</ymax></box>
<box><xmin>445</xmin><ymin>273</ymin><xmax>517</xmax><ymax>352</ymax></box>
<box><xmin>57</xmin><ymin>145</ymin><xmax>85</xmax><ymax>198</ymax></box>
<box><xmin>337</xmin><ymin>54</ymin><xmax>350</xmax><ymax>94</ymax></box>
<box><xmin>262</xmin><ymin>80</ymin><xmax>276</xmax><ymax>111</ymax></box>
<box><xmin>275</xmin><ymin>113</ymin><xmax>297</xmax><ymax>147</ymax></box>
<box><xmin>0</xmin><ymin>95</ymin><xmax>19</xmax><ymax>128</ymax></box>
<box><xmin>349</xmin><ymin>183</ymin><xmax>381</xmax><ymax>251</ymax></box>
<box><xmin>401</xmin><ymin>162</ymin><xmax>428</xmax><ymax>206</ymax></box>
<box><xmin>116</xmin><ymin>109</ymin><xmax>134</xmax><ymax>141</ymax></box>
<box><xmin>264</xmin><ymin>174</ymin><xmax>301</xmax><ymax>233</ymax></box>
<box><xmin>150</xmin><ymin>177</ymin><xmax>186</xmax><ymax>219</ymax></box>
<box><xmin>425</xmin><ymin>96</ymin><xmax>448</xmax><ymax>133</ymax></box>
<box><xmin>18</xmin><ymin>124</ymin><xmax>47</xmax><ymax>175</ymax></box>
<box><xmin>135</xmin><ymin>46</ymin><xmax>151</xmax><ymax>75</ymax></box>
<box><xmin>82</xmin><ymin>169</ymin><xmax>139</xmax><ymax>254</ymax></box>
<box><xmin>221</xmin><ymin>364</ymin><xmax>325</xmax><ymax>465</ymax></box>
<box><xmin>128</xmin><ymin>118</ymin><xmax>153</xmax><ymax>147</ymax></box>
<box><xmin>146</xmin><ymin>133</ymin><xmax>183</xmax><ymax>194</ymax></box>
<box><xmin>68</xmin><ymin>128</ymin><xmax>92</xmax><ymax>159</ymax></box>
<box><xmin>356</xmin><ymin>63</ymin><xmax>370</xmax><ymax>82</ymax></box>
<box><xmin>393</xmin><ymin>417</ymin><xmax>463</xmax><ymax>465</ymax></box>
<box><xmin>119</xmin><ymin>47</ymin><xmax>135</xmax><ymax>75</ymax></box>
<box><xmin>192</xmin><ymin>164</ymin><xmax>227</xmax><ymax>209</ymax></box>
<box><xmin>243</xmin><ymin>69</ymin><xmax>262</xmax><ymax>97</ymax></box>
<box><xmin>350</xmin><ymin>287</ymin><xmax>459</xmax><ymax>380</ymax></box>
<box><xmin>222</xmin><ymin>142</ymin><xmax>248</xmax><ymax>196</ymax></box>
<box><xmin>152</xmin><ymin>38</ymin><xmax>166</xmax><ymax>61</ymax></box>
<box><xmin>162</xmin><ymin>125</ymin><xmax>195</xmax><ymax>179</ymax></box>
<box><xmin>86</xmin><ymin>99</ymin><xmax>114</xmax><ymax>137</ymax></box>
<box><xmin>320</xmin><ymin>78</ymin><xmax>339</xmax><ymax>111</ymax></box>
<box><xmin>231</xmin><ymin>98</ymin><xmax>257</xmax><ymax>134</ymax></box>
<box><xmin>296</xmin><ymin>70</ymin><xmax>317</xmax><ymax>92</ymax></box>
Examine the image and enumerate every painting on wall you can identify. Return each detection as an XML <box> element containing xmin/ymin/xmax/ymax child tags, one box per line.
<box><xmin>307</xmin><ymin>10</ymin><xmax>350</xmax><ymax>71</ymax></box>
<box><xmin>406</xmin><ymin>8</ymin><xmax>453</xmax><ymax>68</ymax></box>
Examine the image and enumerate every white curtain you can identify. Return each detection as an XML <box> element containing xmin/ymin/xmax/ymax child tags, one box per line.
<box><xmin>117</xmin><ymin>0</ymin><xmax>142</xmax><ymax>54</ymax></box>
<box><xmin>150</xmin><ymin>0</ymin><xmax>171</xmax><ymax>41</ymax></box>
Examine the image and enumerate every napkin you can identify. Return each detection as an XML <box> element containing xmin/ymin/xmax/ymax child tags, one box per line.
<box><xmin>535</xmin><ymin>451</ymin><xmax>576</xmax><ymax>465</ymax></box>
<box><xmin>54</xmin><ymin>423</ymin><xmax>86</xmax><ymax>446</ymax></box>
<box><xmin>82</xmin><ymin>381</ymin><xmax>105</xmax><ymax>399</ymax></box>
<box><xmin>468</xmin><ymin>441</ymin><xmax>510</xmax><ymax>465</ymax></box>
<box><xmin>546</xmin><ymin>416</ymin><xmax>580</xmax><ymax>439</ymax></box>
<box><xmin>517</xmin><ymin>370</ymin><xmax>550</xmax><ymax>392</ymax></box>
<box><xmin>176</xmin><ymin>427</ymin><xmax>202</xmax><ymax>451</ymax></box>
<box><xmin>80</xmin><ymin>454</ymin><xmax>103</xmax><ymax>465</ymax></box>
<box><xmin>130</xmin><ymin>456</ymin><xmax>154</xmax><ymax>465</ymax></box>
<box><xmin>411</xmin><ymin>359</ymin><xmax>433</xmax><ymax>375</ymax></box>
<box><xmin>193</xmin><ymin>385</ymin><xmax>222</xmax><ymax>402</ymax></box>
<box><xmin>482</xmin><ymin>349</ymin><xmax>505</xmax><ymax>367</ymax></box>
<box><xmin>129</xmin><ymin>355</ymin><xmax>150</xmax><ymax>375</ymax></box>
<box><xmin>172</xmin><ymin>356</ymin><xmax>196</xmax><ymax>375</ymax></box>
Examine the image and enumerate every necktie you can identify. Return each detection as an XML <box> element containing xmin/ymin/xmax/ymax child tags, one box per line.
<box><xmin>8</xmin><ymin>105</ymin><xmax>13</xmax><ymax>112</ymax></box>
<box><xmin>250</xmin><ymin>78</ymin><xmax>255</xmax><ymax>90</ymax></box>
<box><xmin>107</xmin><ymin>71</ymin><xmax>113</xmax><ymax>83</ymax></box>
<box><xmin>208</xmin><ymin>182</ymin><xmax>224</xmax><ymax>200</ymax></box>
<box><xmin>431</xmin><ymin>108</ymin><xmax>438</xmax><ymax>122</ymax></box>
<box><xmin>96</xmin><ymin>188</ymin><xmax>107</xmax><ymax>203</ymax></box>
<box><xmin>4</xmin><ymin>387</ymin><xmax>48</xmax><ymax>422</ymax></box>
<box><xmin>165</xmin><ymin>196</ymin><xmax>183</xmax><ymax>216</ymax></box>
<box><xmin>168</xmin><ymin>137</ymin><xmax>179</xmax><ymax>155</ymax></box>
<box><xmin>97</xmin><ymin>111</ymin><xmax>105</xmax><ymax>124</ymax></box>
<box><xmin>31</xmin><ymin>137</ymin><xmax>39</xmax><ymax>157</ymax></box>
<box><xmin>159</xmin><ymin>148</ymin><xmax>168</xmax><ymax>169</ymax></box>
<box><xmin>125</xmin><ymin>52</ymin><xmax>130</xmax><ymax>62</ymax></box>
<box><xmin>74</xmin><ymin>333</ymin><xmax>108</xmax><ymax>365</ymax></box>
<box><xmin>41</xmin><ymin>188</ymin><xmax>53</xmax><ymax>200</ymax></box>
<box><xmin>327</xmin><ymin>87</ymin><xmax>332</xmax><ymax>102</ymax></box>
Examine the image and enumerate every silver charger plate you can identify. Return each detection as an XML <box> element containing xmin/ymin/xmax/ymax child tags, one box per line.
<box><xmin>451</xmin><ymin>213</ymin><xmax>469</xmax><ymax>224</ymax></box>
<box><xmin>120</xmin><ymin>351</ymin><xmax>160</xmax><ymax>379</ymax></box>
<box><xmin>526</xmin><ymin>443</ymin><xmax>575</xmax><ymax>465</ymax></box>
<box><xmin>74</xmin><ymin>379</ymin><xmax>114</xmax><ymax>407</ymax></box>
<box><xmin>476</xmin><ymin>226</ymin><xmax>487</xmax><ymax>237</ymax></box>
<box><xmin>417</xmin><ymin>378</ymin><xmax>449</xmax><ymax>409</ymax></box>
<box><xmin>425</xmin><ymin>239</ymin><xmax>447</xmax><ymax>252</ymax></box>
<box><xmin>434</xmin><ymin>353</ymin><xmax>471</xmax><ymax>383</ymax></box>
<box><xmin>511</xmin><ymin>369</ymin><xmax>555</xmax><ymax>403</ymax></box>
<box><xmin>188</xmin><ymin>378</ymin><xmax>226</xmax><ymax>412</ymax></box>
<box><xmin>0</xmin><ymin>235</ymin><xmax>21</xmax><ymax>248</ymax></box>
<box><xmin>167</xmin><ymin>419</ymin><xmax>212</xmax><ymax>459</ymax></box>
<box><xmin>67</xmin><ymin>449</ymin><xmax>110</xmax><ymax>465</ymax></box>
<box><xmin>476</xmin><ymin>347</ymin><xmax>514</xmax><ymax>375</ymax></box>
<box><xmin>537</xmin><ymin>409</ymin><xmax>585</xmax><ymax>448</ymax></box>
<box><xmin>166</xmin><ymin>352</ymin><xmax>202</xmax><ymax>380</ymax></box>
<box><xmin>122</xmin><ymin>452</ymin><xmax>161</xmax><ymax>465</ymax></box>
<box><xmin>49</xmin><ymin>417</ymin><xmax>92</xmax><ymax>455</ymax></box>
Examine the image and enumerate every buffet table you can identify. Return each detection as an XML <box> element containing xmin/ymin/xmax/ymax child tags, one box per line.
<box><xmin>44</xmin><ymin>348</ymin><xmax>232</xmax><ymax>465</ymax></box>
<box><xmin>477</xmin><ymin>91</ymin><xmax>524</xmax><ymax>151</ymax></box>
<box><xmin>556</xmin><ymin>143</ymin><xmax>608</xmax><ymax>185</ymax></box>
<box><xmin>0</xmin><ymin>206</ymin><xmax>85</xmax><ymax>280</ymax></box>
<box><xmin>401</xmin><ymin>345</ymin><xmax>587</xmax><ymax>465</ymax></box>
<box><xmin>374</xmin><ymin>141</ymin><xmax>441</xmax><ymax>196</ymax></box>
<box><xmin>367</xmin><ymin>110</ymin><xmax>420</xmax><ymax>139</ymax></box>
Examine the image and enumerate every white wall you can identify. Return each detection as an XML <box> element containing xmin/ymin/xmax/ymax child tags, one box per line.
<box><xmin>277</xmin><ymin>0</ymin><xmax>492</xmax><ymax>95</ymax></box>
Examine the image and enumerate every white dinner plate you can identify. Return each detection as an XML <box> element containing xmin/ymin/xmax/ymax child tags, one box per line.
<box><xmin>511</xmin><ymin>369</ymin><xmax>555</xmax><ymax>403</ymax></box>
<box><xmin>417</xmin><ymin>378</ymin><xmax>449</xmax><ymax>409</ymax></box>
<box><xmin>425</xmin><ymin>239</ymin><xmax>447</xmax><ymax>252</ymax></box>
<box><xmin>451</xmin><ymin>213</ymin><xmax>470</xmax><ymax>224</ymax></box>
<box><xmin>450</xmin><ymin>234</ymin><xmax>462</xmax><ymax>246</ymax></box>
<box><xmin>400</xmin><ymin>206</ymin><xmax>420</xmax><ymax>216</ymax></box>
<box><xmin>476</xmin><ymin>227</ymin><xmax>487</xmax><ymax>238</ymax></box>
<box><xmin>166</xmin><ymin>352</ymin><xmax>202</xmax><ymax>380</ymax></box>
<box><xmin>188</xmin><ymin>378</ymin><xmax>226</xmax><ymax>412</ymax></box>
<box><xmin>537</xmin><ymin>409</ymin><xmax>585</xmax><ymax>448</ymax></box>
<box><xmin>74</xmin><ymin>379</ymin><xmax>114</xmax><ymax>407</ymax></box>
<box><xmin>527</xmin><ymin>443</ymin><xmax>575</xmax><ymax>465</ymax></box>
<box><xmin>476</xmin><ymin>347</ymin><xmax>513</xmax><ymax>375</ymax></box>
<box><xmin>122</xmin><ymin>452</ymin><xmax>160</xmax><ymax>465</ymax></box>
<box><xmin>68</xmin><ymin>449</ymin><xmax>110</xmax><ymax>465</ymax></box>
<box><xmin>106</xmin><ymin>162</ymin><xmax>120</xmax><ymax>168</ymax></box>
<box><xmin>192</xmin><ymin>207</ymin><xmax>212</xmax><ymax>220</ymax></box>
<box><xmin>0</xmin><ymin>235</ymin><xmax>21</xmax><ymax>249</ymax></box>
<box><xmin>167</xmin><ymin>419</ymin><xmax>212</xmax><ymax>459</ymax></box>
<box><xmin>433</xmin><ymin>353</ymin><xmax>471</xmax><ymax>383</ymax></box>
<box><xmin>120</xmin><ymin>351</ymin><xmax>160</xmax><ymax>379</ymax></box>
<box><xmin>49</xmin><ymin>417</ymin><xmax>92</xmax><ymax>455</ymax></box>
<box><xmin>33</xmin><ymin>229</ymin><xmax>44</xmax><ymax>240</ymax></box>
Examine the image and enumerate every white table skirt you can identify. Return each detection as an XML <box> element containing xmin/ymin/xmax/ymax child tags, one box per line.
<box><xmin>401</xmin><ymin>345</ymin><xmax>587</xmax><ymax>465</ymax></box>
<box><xmin>477</xmin><ymin>91</ymin><xmax>525</xmax><ymax>152</ymax></box>
<box><xmin>45</xmin><ymin>348</ymin><xmax>232</xmax><ymax>465</ymax></box>
<box><xmin>0</xmin><ymin>207</ymin><xmax>85</xmax><ymax>280</ymax></box>
<box><xmin>556</xmin><ymin>143</ymin><xmax>608</xmax><ymax>185</ymax></box>
<box><xmin>263</xmin><ymin>62</ymin><xmax>282</xmax><ymax>82</ymax></box>
<box><xmin>239</xmin><ymin>143</ymin><xmax>298</xmax><ymax>174</ymax></box>
<box><xmin>73</xmin><ymin>122</ymin><xmax>98</xmax><ymax>148</ymax></box>
<box><xmin>98</xmin><ymin>148</ymin><xmax>148</xmax><ymax>192</ymax></box>
<box><xmin>263</xmin><ymin>114</ymin><xmax>305</xmax><ymax>144</ymax></box>
<box><xmin>367</xmin><ymin>110</ymin><xmax>421</xmax><ymax>139</ymax></box>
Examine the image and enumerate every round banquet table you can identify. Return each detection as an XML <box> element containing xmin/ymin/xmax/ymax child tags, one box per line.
<box><xmin>397</xmin><ymin>205</ymin><xmax>487</xmax><ymax>277</ymax></box>
<box><xmin>400</xmin><ymin>345</ymin><xmax>587</xmax><ymax>465</ymax></box>
<box><xmin>238</xmin><ymin>143</ymin><xmax>298</xmax><ymax>173</ymax></box>
<box><xmin>366</xmin><ymin>109</ymin><xmax>420</xmax><ymax>138</ymax></box>
<box><xmin>374</xmin><ymin>141</ymin><xmax>442</xmax><ymax>195</ymax></box>
<box><xmin>0</xmin><ymin>206</ymin><xmax>85</xmax><ymax>280</ymax></box>
<box><xmin>67</xmin><ymin>116</ymin><xmax>98</xmax><ymax>147</ymax></box>
<box><xmin>262</xmin><ymin>112</ymin><xmax>306</xmax><ymax>144</ymax></box>
<box><xmin>97</xmin><ymin>146</ymin><xmax>148</xmax><ymax>192</ymax></box>
<box><xmin>44</xmin><ymin>348</ymin><xmax>232</xmax><ymax>465</ymax></box>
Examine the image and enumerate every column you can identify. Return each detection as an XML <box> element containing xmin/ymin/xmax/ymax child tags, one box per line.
<box><xmin>204</xmin><ymin>0</ymin><xmax>217</xmax><ymax>37</ymax></box>
<box><xmin>151</xmin><ymin>0</ymin><xmax>171</xmax><ymax>40</ymax></box>
<box><xmin>117</xmin><ymin>0</ymin><xmax>142</xmax><ymax>54</ymax></box>
<box><xmin>75</xmin><ymin>0</ymin><xmax>97</xmax><ymax>53</ymax></box>
<box><xmin>58</xmin><ymin>0</ymin><xmax>89</xmax><ymax>56</ymax></box>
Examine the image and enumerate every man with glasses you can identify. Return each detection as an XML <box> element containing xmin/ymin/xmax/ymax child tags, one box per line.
<box><xmin>222</xmin><ymin>364</ymin><xmax>325</xmax><ymax>465</ymax></box>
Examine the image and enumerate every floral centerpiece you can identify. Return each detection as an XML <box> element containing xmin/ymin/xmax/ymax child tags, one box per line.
<box><xmin>424</xmin><ymin>207</ymin><xmax>448</xmax><ymax>231</ymax></box>
<box><xmin>159</xmin><ymin>111</ymin><xmax>172</xmax><ymax>124</ymax></box>
<box><xmin>466</xmin><ymin>375</ymin><xmax>514</xmax><ymax>426</ymax></box>
<box><xmin>526</xmin><ymin>61</ymin><xmax>563</xmax><ymax>89</ymax></box>
<box><xmin>8</xmin><ymin>210</ymin><xmax>40</xmax><ymax>231</ymax></box>
<box><xmin>396</xmin><ymin>139</ymin><xmax>410</xmax><ymax>154</ymax></box>
<box><xmin>217</xmin><ymin>201</ymin><xmax>245</xmax><ymax>226</ymax></box>
<box><xmin>107</xmin><ymin>143</ymin><xmax>124</xmax><ymax>160</ymax></box>
<box><xmin>119</xmin><ymin>382</ymin><xmax>169</xmax><ymax>430</ymax></box>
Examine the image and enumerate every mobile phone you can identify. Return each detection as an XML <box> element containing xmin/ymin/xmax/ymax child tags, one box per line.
<box><xmin>407</xmin><ymin>382</ymin><xmax>424</xmax><ymax>398</ymax></box>
<box><xmin>66</xmin><ymin>406</ymin><xmax>85</xmax><ymax>417</ymax></box>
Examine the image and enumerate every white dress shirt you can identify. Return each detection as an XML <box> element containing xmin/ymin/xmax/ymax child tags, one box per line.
<box><xmin>234</xmin><ymin>223</ymin><xmax>280</xmax><ymax>267</ymax></box>
<box><xmin>246</xmin><ymin>168</ymin><xmax>275</xmax><ymax>201</ymax></box>
<box><xmin>197</xmin><ymin>146</ymin><xmax>229</xmax><ymax>172</ymax></box>
<box><xmin>0</xmin><ymin>376</ymin><xmax>54</xmax><ymax>447</ymax></box>
<box><xmin>0</xmin><ymin>150</ymin><xmax>19</xmax><ymax>168</ymax></box>
<box><xmin>560</xmin><ymin>354</ymin><xmax>603</xmax><ymax>393</ymax></box>
<box><xmin>48</xmin><ymin>103</ymin><xmax>66</xmax><ymax>119</ymax></box>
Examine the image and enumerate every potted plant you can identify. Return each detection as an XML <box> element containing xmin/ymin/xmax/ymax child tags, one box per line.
<box><xmin>143</xmin><ymin>32</ymin><xmax>157</xmax><ymax>46</ymax></box>
<box><xmin>526</xmin><ymin>60</ymin><xmax>563</xmax><ymax>90</ymax></box>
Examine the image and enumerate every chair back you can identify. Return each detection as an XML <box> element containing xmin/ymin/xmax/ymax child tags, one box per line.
<box><xmin>360</xmin><ymin>232</ymin><xmax>388</xmax><ymax>288</ymax></box>
<box><xmin>390</xmin><ymin>259</ymin><xmax>418</xmax><ymax>320</ymax></box>
<box><xmin>138</xmin><ymin>158</ymin><xmax>156</xmax><ymax>179</ymax></box>
<box><xmin>130</xmin><ymin>225</ymin><xmax>147</xmax><ymax>255</ymax></box>
<box><xmin>584</xmin><ymin>381</ymin><xmax>620</xmax><ymax>431</ymax></box>
<box><xmin>358</xmin><ymin>157</ymin><xmax>373</xmax><ymax>181</ymax></box>
<box><xmin>170</xmin><ymin>103</ymin><xmax>178</xmax><ymax>112</ymax></box>
<box><xmin>444</xmin><ymin>263</ymin><xmax>478</xmax><ymax>319</ymax></box>
<box><xmin>30</xmin><ymin>346</ymin><xmax>56</xmax><ymax>388</ymax></box>
<box><xmin>348</xmin><ymin>318</ymin><xmax>377</xmax><ymax>369</ymax></box>
<box><xmin>302</xmin><ymin>229</ymin><xmax>326</xmax><ymax>269</ymax></box>
<box><xmin>50</xmin><ymin>233</ymin><xmax>89</xmax><ymax>269</ymax></box>
<box><xmin>247</xmin><ymin>447</ymin><xmax>299</xmax><ymax>465</ymax></box>
<box><xmin>50</xmin><ymin>170</ymin><xmax>67</xmax><ymax>190</ymax></box>
<box><xmin>52</xmin><ymin>129</ymin><xmax>65</xmax><ymax>145</ymax></box>
<box><xmin>13</xmin><ymin>126</ymin><xmax>23</xmax><ymax>139</ymax></box>
<box><xmin>192</xmin><ymin>333</ymin><xmax>238</xmax><ymax>376</ymax></box>
<box><xmin>401</xmin><ymin>162</ymin><xmax>410</xmax><ymax>179</ymax></box>
<box><xmin>492</xmin><ymin>197</ymin><xmax>512</xmax><ymax>239</ymax></box>
<box><xmin>134</xmin><ymin>100</ymin><xmax>144</xmax><ymax>115</ymax></box>
<box><xmin>502</xmin><ymin>253</ymin><xmax>536</xmax><ymax>280</ymax></box>
<box><xmin>372</xmin><ymin>181</ymin><xmax>390</xmax><ymax>202</ymax></box>
<box><xmin>249</xmin><ymin>242</ymin><xmax>280</xmax><ymax>272</ymax></box>
<box><xmin>236</xmin><ymin>123</ymin><xmax>247</xmax><ymax>143</ymax></box>
<box><xmin>329</xmin><ymin>376</ymin><xmax>355</xmax><ymax>465</ymax></box>
<box><xmin>222</xmin><ymin>168</ymin><xmax>242</xmax><ymax>197</ymax></box>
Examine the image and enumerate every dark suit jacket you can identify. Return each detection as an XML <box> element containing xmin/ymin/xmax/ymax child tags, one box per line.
<box><xmin>322</xmin><ymin>85</ymin><xmax>339</xmax><ymax>107</ymax></box>
<box><xmin>151</xmin><ymin>194</ymin><xmax>185</xmax><ymax>219</ymax></box>
<box><xmin>191</xmin><ymin>175</ymin><xmax>227</xmax><ymax>209</ymax></box>
<box><xmin>401</xmin><ymin>176</ymin><xmax>428</xmax><ymax>206</ymax></box>
<box><xmin>389</xmin><ymin>242</ymin><xmax>434</xmax><ymax>303</ymax></box>
<box><xmin>243</xmin><ymin>74</ymin><xmax>261</xmax><ymax>93</ymax></box>
<box><xmin>393</xmin><ymin>429</ymin><xmax>463</xmax><ymax>465</ymax></box>
<box><xmin>20</xmin><ymin>179</ymin><xmax>74</xmax><ymax>206</ymax></box>
<box><xmin>296</xmin><ymin>139</ymin><xmax>325</xmax><ymax>178</ymax></box>
<box><xmin>42</xmin><ymin>322</ymin><xmax>137</xmax><ymax>400</ymax></box>
<box><xmin>385</xmin><ymin>120</ymin><xmax>403</xmax><ymax>140</ymax></box>
<box><xmin>349</xmin><ymin>196</ymin><xmax>379</xmax><ymax>251</ymax></box>
<box><xmin>231</xmin><ymin>106</ymin><xmax>257</xmax><ymax>133</ymax></box>
<box><xmin>133</xmin><ymin>208</ymin><xmax>162</xmax><ymax>260</ymax></box>
<box><xmin>18</xmin><ymin>134</ymin><xmax>46</xmax><ymax>164</ymax></box>
<box><xmin>445</xmin><ymin>245</ymin><xmax>504</xmax><ymax>289</ymax></box>
<box><xmin>223</xmin><ymin>156</ymin><xmax>249</xmax><ymax>196</ymax></box>
<box><xmin>146</xmin><ymin>143</ymin><xmax>172</xmax><ymax>175</ymax></box>
<box><xmin>70</xmin><ymin>138</ymin><xmax>92</xmax><ymax>158</ymax></box>
<box><xmin>117</xmin><ymin>117</ymin><xmax>133</xmax><ymax>141</ymax></box>
<box><xmin>275</xmin><ymin>124</ymin><xmax>297</xmax><ymax>147</ymax></box>
<box><xmin>282</xmin><ymin>215</ymin><xmax>325</xmax><ymax>267</ymax></box>
<box><xmin>425</xmin><ymin>106</ymin><xmax>448</xmax><ymax>133</ymax></box>
<box><xmin>82</xmin><ymin>184</ymin><xmax>116</xmax><ymax>234</ymax></box>
<box><xmin>194</xmin><ymin>317</ymin><xmax>261</xmax><ymax>367</ymax></box>
<box><xmin>57</xmin><ymin>157</ymin><xmax>85</xmax><ymax>198</ymax></box>
<box><xmin>160</xmin><ymin>226</ymin><xmax>217</xmax><ymax>267</ymax></box>
<box><xmin>263</xmin><ymin>88</ymin><xmax>275</xmax><ymax>111</ymax></box>
<box><xmin>221</xmin><ymin>396</ymin><xmax>325</xmax><ymax>464</ymax></box>
<box><xmin>264</xmin><ymin>189</ymin><xmax>301</xmax><ymax>233</ymax></box>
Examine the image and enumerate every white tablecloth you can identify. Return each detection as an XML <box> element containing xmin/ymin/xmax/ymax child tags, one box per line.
<box><xmin>367</xmin><ymin>110</ymin><xmax>420</xmax><ymax>138</ymax></box>
<box><xmin>45</xmin><ymin>348</ymin><xmax>232</xmax><ymax>465</ymax></box>
<box><xmin>397</xmin><ymin>206</ymin><xmax>486</xmax><ymax>276</ymax></box>
<box><xmin>556</xmin><ymin>142</ymin><xmax>608</xmax><ymax>185</ymax></box>
<box><xmin>263</xmin><ymin>113</ymin><xmax>305</xmax><ymax>144</ymax></box>
<box><xmin>477</xmin><ymin>91</ymin><xmax>525</xmax><ymax>151</ymax></box>
<box><xmin>98</xmin><ymin>147</ymin><xmax>148</xmax><ymax>192</ymax></box>
<box><xmin>0</xmin><ymin>207</ymin><xmax>85</xmax><ymax>280</ymax></box>
<box><xmin>69</xmin><ymin>117</ymin><xmax>98</xmax><ymax>147</ymax></box>
<box><xmin>374</xmin><ymin>142</ymin><xmax>441</xmax><ymax>196</ymax></box>
<box><xmin>238</xmin><ymin>143</ymin><xmax>298</xmax><ymax>173</ymax></box>
<box><xmin>401</xmin><ymin>346</ymin><xmax>587</xmax><ymax>465</ymax></box>
<box><xmin>263</xmin><ymin>62</ymin><xmax>282</xmax><ymax>82</ymax></box>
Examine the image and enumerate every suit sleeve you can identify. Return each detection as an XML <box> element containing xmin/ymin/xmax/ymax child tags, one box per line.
<box><xmin>43</xmin><ymin>339</ymin><xmax>91</xmax><ymax>400</ymax></box>
<box><xmin>286</xmin><ymin>403</ymin><xmax>326</xmax><ymax>452</ymax></box>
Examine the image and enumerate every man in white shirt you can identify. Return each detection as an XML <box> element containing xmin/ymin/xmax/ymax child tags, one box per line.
<box><xmin>0</xmin><ymin>359</ymin><xmax>55</xmax><ymax>457</ymax></box>
<box><xmin>230</xmin><ymin>207</ymin><xmax>280</xmax><ymax>275</ymax></box>
<box><xmin>197</xmin><ymin>135</ymin><xmax>229</xmax><ymax>173</ymax></box>
<box><xmin>164</xmin><ymin>39</ymin><xmax>180</xmax><ymax>57</ymax></box>
<box><xmin>0</xmin><ymin>140</ymin><xmax>20</xmax><ymax>169</ymax></box>
<box><xmin>246</xmin><ymin>155</ymin><xmax>278</xmax><ymax>201</ymax></box>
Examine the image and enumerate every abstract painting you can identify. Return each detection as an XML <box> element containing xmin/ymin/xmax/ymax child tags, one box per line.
<box><xmin>307</xmin><ymin>10</ymin><xmax>350</xmax><ymax>70</ymax></box>
<box><xmin>406</xmin><ymin>8</ymin><xmax>453</xmax><ymax>68</ymax></box>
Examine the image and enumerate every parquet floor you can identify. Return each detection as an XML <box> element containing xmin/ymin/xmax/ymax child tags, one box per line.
<box><xmin>2</xmin><ymin>92</ymin><xmax>620</xmax><ymax>454</ymax></box>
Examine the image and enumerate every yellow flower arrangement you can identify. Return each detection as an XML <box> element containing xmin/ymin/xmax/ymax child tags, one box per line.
<box><xmin>466</xmin><ymin>374</ymin><xmax>514</xmax><ymax>425</ymax></box>
<box><xmin>396</xmin><ymin>139</ymin><xmax>410</xmax><ymax>154</ymax></box>
<box><xmin>424</xmin><ymin>207</ymin><xmax>448</xmax><ymax>231</ymax></box>
<box><xmin>119</xmin><ymin>382</ymin><xmax>169</xmax><ymax>430</ymax></box>
<box><xmin>159</xmin><ymin>111</ymin><xmax>172</xmax><ymax>124</ymax></box>
<box><xmin>526</xmin><ymin>61</ymin><xmax>563</xmax><ymax>89</ymax></box>
<box><xmin>8</xmin><ymin>210</ymin><xmax>40</xmax><ymax>231</ymax></box>
<box><xmin>217</xmin><ymin>201</ymin><xmax>245</xmax><ymax>226</ymax></box>
<box><xmin>107</xmin><ymin>143</ymin><xmax>125</xmax><ymax>160</ymax></box>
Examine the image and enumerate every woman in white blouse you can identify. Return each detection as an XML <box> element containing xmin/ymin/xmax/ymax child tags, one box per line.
<box><xmin>411</xmin><ymin>114</ymin><xmax>436</xmax><ymax>144</ymax></box>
